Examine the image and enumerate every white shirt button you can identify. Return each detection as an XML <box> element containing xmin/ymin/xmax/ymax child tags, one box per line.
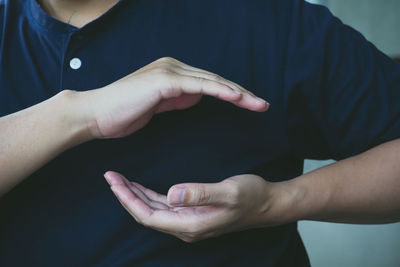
<box><xmin>69</xmin><ymin>58</ymin><xmax>82</xmax><ymax>70</ymax></box>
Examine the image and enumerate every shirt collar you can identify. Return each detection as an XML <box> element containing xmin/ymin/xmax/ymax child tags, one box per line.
<box><xmin>27</xmin><ymin>0</ymin><xmax>127</xmax><ymax>34</ymax></box>
<box><xmin>28</xmin><ymin>0</ymin><xmax>78</xmax><ymax>33</ymax></box>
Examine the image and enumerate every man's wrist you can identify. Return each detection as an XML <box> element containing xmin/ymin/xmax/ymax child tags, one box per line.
<box><xmin>263</xmin><ymin>178</ymin><xmax>309</xmax><ymax>225</ymax></box>
<box><xmin>52</xmin><ymin>90</ymin><xmax>94</xmax><ymax>146</ymax></box>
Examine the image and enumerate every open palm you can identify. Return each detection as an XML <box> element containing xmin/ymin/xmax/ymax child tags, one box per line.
<box><xmin>105</xmin><ymin>171</ymin><xmax>272</xmax><ymax>242</ymax></box>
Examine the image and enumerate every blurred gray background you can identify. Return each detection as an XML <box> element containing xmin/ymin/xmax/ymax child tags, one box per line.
<box><xmin>300</xmin><ymin>1</ymin><xmax>400</xmax><ymax>267</ymax></box>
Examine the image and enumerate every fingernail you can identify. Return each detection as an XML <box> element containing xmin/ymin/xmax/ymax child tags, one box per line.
<box><xmin>257</xmin><ymin>98</ymin><xmax>270</xmax><ymax>106</ymax></box>
<box><xmin>169</xmin><ymin>188</ymin><xmax>186</xmax><ymax>205</ymax></box>
<box><xmin>256</xmin><ymin>97</ymin><xmax>267</xmax><ymax>103</ymax></box>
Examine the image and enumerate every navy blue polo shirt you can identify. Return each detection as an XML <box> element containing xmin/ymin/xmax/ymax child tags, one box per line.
<box><xmin>1</xmin><ymin>0</ymin><xmax>400</xmax><ymax>266</ymax></box>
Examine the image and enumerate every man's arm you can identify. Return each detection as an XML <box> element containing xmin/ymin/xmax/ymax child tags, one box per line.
<box><xmin>275</xmin><ymin>138</ymin><xmax>400</xmax><ymax>224</ymax></box>
<box><xmin>101</xmin><ymin>3</ymin><xmax>400</xmax><ymax>242</ymax></box>
<box><xmin>0</xmin><ymin>90</ymin><xmax>91</xmax><ymax>196</ymax></box>
<box><xmin>0</xmin><ymin>57</ymin><xmax>267</xmax><ymax>197</ymax></box>
<box><xmin>105</xmin><ymin>138</ymin><xmax>400</xmax><ymax>243</ymax></box>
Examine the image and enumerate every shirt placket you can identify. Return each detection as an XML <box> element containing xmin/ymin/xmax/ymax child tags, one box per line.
<box><xmin>60</xmin><ymin>30</ymin><xmax>86</xmax><ymax>91</ymax></box>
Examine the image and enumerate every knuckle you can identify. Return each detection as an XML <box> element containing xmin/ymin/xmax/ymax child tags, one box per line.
<box><xmin>196</xmin><ymin>186</ymin><xmax>211</xmax><ymax>204</ymax></box>
<box><xmin>194</xmin><ymin>76</ymin><xmax>205</xmax><ymax>83</ymax></box>
<box><xmin>219</xmin><ymin>83</ymin><xmax>230</xmax><ymax>91</ymax></box>
<box><xmin>210</xmin><ymin>81</ymin><xmax>228</xmax><ymax>92</ymax></box>
<box><xmin>222</xmin><ymin>180</ymin><xmax>240</xmax><ymax>206</ymax></box>
<box><xmin>153</xmin><ymin>66</ymin><xmax>172</xmax><ymax>75</ymax></box>
<box><xmin>153</xmin><ymin>69</ymin><xmax>175</xmax><ymax>88</ymax></box>
<box><xmin>194</xmin><ymin>77</ymin><xmax>206</xmax><ymax>93</ymax></box>
<box><xmin>157</xmin><ymin>56</ymin><xmax>175</xmax><ymax>63</ymax></box>
<box><xmin>230</xmin><ymin>187</ymin><xmax>240</xmax><ymax>206</ymax></box>
<box><xmin>214</xmin><ymin>74</ymin><xmax>223</xmax><ymax>81</ymax></box>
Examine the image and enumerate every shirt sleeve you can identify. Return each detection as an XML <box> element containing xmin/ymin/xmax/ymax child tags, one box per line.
<box><xmin>283</xmin><ymin>0</ymin><xmax>400</xmax><ymax>161</ymax></box>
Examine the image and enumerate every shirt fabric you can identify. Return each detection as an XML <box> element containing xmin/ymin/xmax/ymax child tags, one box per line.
<box><xmin>1</xmin><ymin>0</ymin><xmax>400</xmax><ymax>266</ymax></box>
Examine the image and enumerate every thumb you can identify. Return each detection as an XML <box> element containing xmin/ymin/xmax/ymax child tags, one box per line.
<box><xmin>167</xmin><ymin>182</ymin><xmax>229</xmax><ymax>206</ymax></box>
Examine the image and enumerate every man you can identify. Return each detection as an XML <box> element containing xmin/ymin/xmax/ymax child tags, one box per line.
<box><xmin>0</xmin><ymin>0</ymin><xmax>399</xmax><ymax>266</ymax></box>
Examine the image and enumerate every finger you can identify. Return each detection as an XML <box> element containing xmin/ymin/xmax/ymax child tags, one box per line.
<box><xmin>172</xmin><ymin>70</ymin><xmax>269</xmax><ymax>111</ymax></box>
<box><xmin>167</xmin><ymin>182</ymin><xmax>234</xmax><ymax>207</ymax></box>
<box><xmin>110</xmin><ymin>184</ymin><xmax>187</xmax><ymax>232</ymax></box>
<box><xmin>175</xmin><ymin>63</ymin><xmax>257</xmax><ymax>97</ymax></box>
<box><xmin>113</xmin><ymin>184</ymin><xmax>222</xmax><ymax>235</ymax></box>
<box><xmin>110</xmin><ymin>184</ymin><xmax>155</xmax><ymax>224</ymax></box>
<box><xmin>169</xmin><ymin>75</ymin><xmax>269</xmax><ymax>112</ymax></box>
<box><xmin>104</xmin><ymin>171</ymin><xmax>126</xmax><ymax>186</ymax></box>
<box><xmin>154</xmin><ymin>94</ymin><xmax>202</xmax><ymax>114</ymax></box>
<box><xmin>165</xmin><ymin>74</ymin><xmax>241</xmax><ymax>100</ymax></box>
<box><xmin>136</xmin><ymin>208</ymin><xmax>203</xmax><ymax>233</ymax></box>
<box><xmin>105</xmin><ymin>171</ymin><xmax>169</xmax><ymax>209</ymax></box>
<box><xmin>128</xmin><ymin>183</ymin><xmax>170</xmax><ymax>210</ymax></box>
<box><xmin>130</xmin><ymin>182</ymin><xmax>169</xmax><ymax>205</ymax></box>
<box><xmin>110</xmin><ymin>187</ymin><xmax>140</xmax><ymax>222</ymax></box>
<box><xmin>166</xmin><ymin>59</ymin><xmax>264</xmax><ymax>100</ymax></box>
<box><xmin>156</xmin><ymin>57</ymin><xmax>269</xmax><ymax>110</ymax></box>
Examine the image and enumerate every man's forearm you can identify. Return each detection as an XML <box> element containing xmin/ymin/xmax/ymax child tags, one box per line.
<box><xmin>0</xmin><ymin>58</ymin><xmax>266</xmax><ymax>198</ymax></box>
<box><xmin>273</xmin><ymin>139</ymin><xmax>400</xmax><ymax>224</ymax></box>
<box><xmin>0</xmin><ymin>90</ymin><xmax>91</xmax><ymax>197</ymax></box>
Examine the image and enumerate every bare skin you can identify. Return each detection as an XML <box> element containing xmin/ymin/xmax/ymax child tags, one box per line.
<box><xmin>2</xmin><ymin>0</ymin><xmax>400</xmax><ymax>245</ymax></box>
<box><xmin>0</xmin><ymin>57</ymin><xmax>268</xmax><ymax>196</ymax></box>
<box><xmin>38</xmin><ymin>0</ymin><xmax>120</xmax><ymax>28</ymax></box>
<box><xmin>105</xmin><ymin>138</ymin><xmax>400</xmax><ymax>243</ymax></box>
